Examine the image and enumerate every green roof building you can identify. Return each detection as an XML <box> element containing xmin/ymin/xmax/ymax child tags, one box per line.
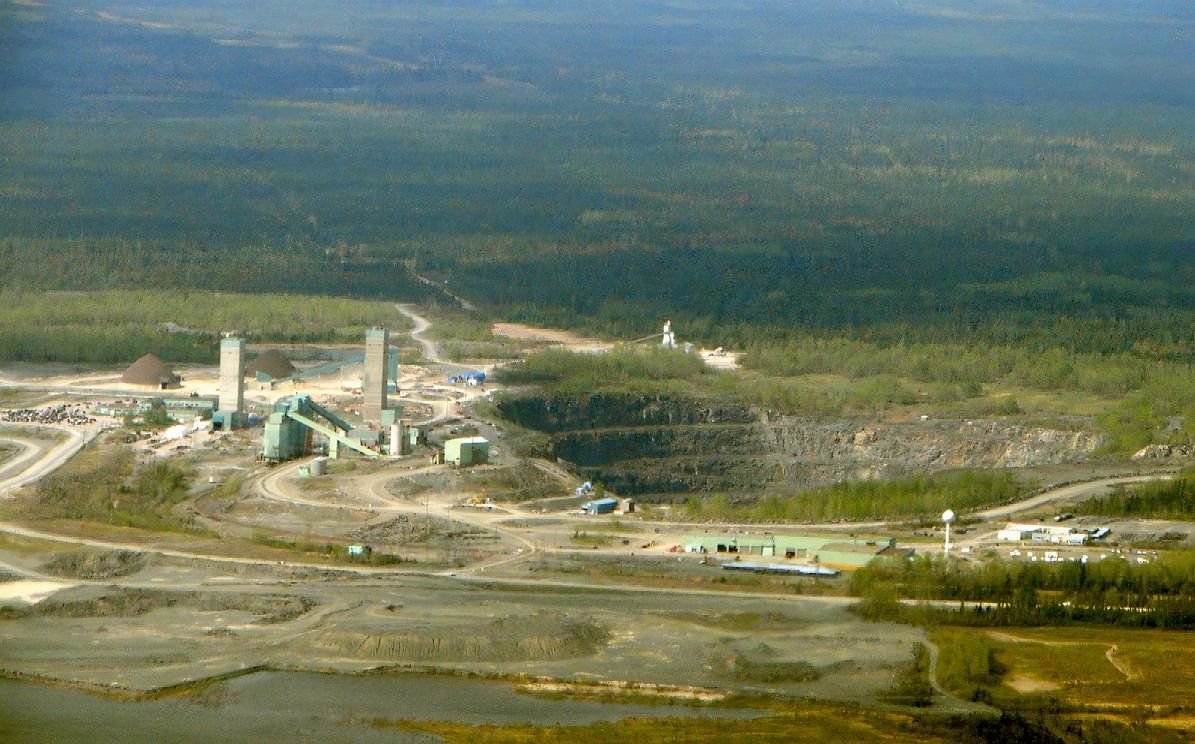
<box><xmin>681</xmin><ymin>533</ymin><xmax>901</xmax><ymax>570</ymax></box>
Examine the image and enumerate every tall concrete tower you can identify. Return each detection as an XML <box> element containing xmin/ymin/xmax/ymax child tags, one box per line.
<box><xmin>363</xmin><ymin>326</ymin><xmax>388</xmax><ymax>425</ymax></box>
<box><xmin>218</xmin><ymin>335</ymin><xmax>246</xmax><ymax>429</ymax></box>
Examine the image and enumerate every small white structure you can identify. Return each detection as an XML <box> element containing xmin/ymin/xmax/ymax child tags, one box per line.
<box><xmin>160</xmin><ymin>417</ymin><xmax>211</xmax><ymax>443</ymax></box>
<box><xmin>997</xmin><ymin>523</ymin><xmax>1041</xmax><ymax>542</ymax></box>
<box><xmin>662</xmin><ymin>320</ymin><xmax>677</xmax><ymax>349</ymax></box>
<box><xmin>942</xmin><ymin>509</ymin><xmax>955</xmax><ymax>555</ymax></box>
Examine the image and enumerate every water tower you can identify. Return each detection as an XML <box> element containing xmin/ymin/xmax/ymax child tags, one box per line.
<box><xmin>942</xmin><ymin>509</ymin><xmax>955</xmax><ymax>555</ymax></box>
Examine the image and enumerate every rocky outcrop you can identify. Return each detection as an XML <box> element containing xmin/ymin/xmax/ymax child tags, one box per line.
<box><xmin>1132</xmin><ymin>444</ymin><xmax>1194</xmax><ymax>460</ymax></box>
<box><xmin>761</xmin><ymin>416</ymin><xmax>1104</xmax><ymax>471</ymax></box>
<box><xmin>495</xmin><ymin>391</ymin><xmax>1104</xmax><ymax>498</ymax></box>
<box><xmin>494</xmin><ymin>392</ymin><xmax>754</xmax><ymax>433</ymax></box>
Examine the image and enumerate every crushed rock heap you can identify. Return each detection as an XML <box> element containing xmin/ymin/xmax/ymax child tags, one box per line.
<box><xmin>246</xmin><ymin>349</ymin><xmax>296</xmax><ymax>380</ymax></box>
<box><xmin>121</xmin><ymin>353</ymin><xmax>180</xmax><ymax>389</ymax></box>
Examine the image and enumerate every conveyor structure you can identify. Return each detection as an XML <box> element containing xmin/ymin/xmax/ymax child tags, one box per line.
<box><xmin>262</xmin><ymin>395</ymin><xmax>381</xmax><ymax>460</ymax></box>
<box><xmin>267</xmin><ymin>349</ymin><xmax>401</xmax><ymax>389</ymax></box>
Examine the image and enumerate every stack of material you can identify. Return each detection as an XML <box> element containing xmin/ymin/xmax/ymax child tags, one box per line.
<box><xmin>121</xmin><ymin>354</ymin><xmax>180</xmax><ymax>389</ymax></box>
<box><xmin>246</xmin><ymin>349</ymin><xmax>297</xmax><ymax>380</ymax></box>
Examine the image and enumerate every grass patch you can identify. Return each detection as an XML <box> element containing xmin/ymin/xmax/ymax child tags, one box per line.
<box><xmin>985</xmin><ymin>627</ymin><xmax>1195</xmax><ymax>710</ymax></box>
<box><xmin>881</xmin><ymin>642</ymin><xmax>934</xmax><ymax>707</ymax></box>
<box><xmin>570</xmin><ymin>530</ymin><xmax>614</xmax><ymax>548</ymax></box>
<box><xmin>249</xmin><ymin>531</ymin><xmax>408</xmax><ymax>566</ymax></box>
<box><xmin>458</xmin><ymin>463</ymin><xmax>564</xmax><ymax>502</ymax></box>
<box><xmin>8</xmin><ymin>446</ymin><xmax>214</xmax><ymax>536</ymax></box>
<box><xmin>0</xmin><ymin>426</ymin><xmax>65</xmax><ymax>442</ymax></box>
<box><xmin>684</xmin><ymin>470</ymin><xmax>1029</xmax><ymax>523</ymax></box>
<box><xmin>930</xmin><ymin>628</ymin><xmax>1005</xmax><ymax>703</ymax></box>
<box><xmin>370</xmin><ymin>702</ymin><xmax>981</xmax><ymax>742</ymax></box>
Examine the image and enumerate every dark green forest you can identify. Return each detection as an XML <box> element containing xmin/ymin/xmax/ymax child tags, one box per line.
<box><xmin>0</xmin><ymin>290</ymin><xmax>408</xmax><ymax>363</ymax></box>
<box><xmin>1074</xmin><ymin>473</ymin><xmax>1195</xmax><ymax>520</ymax></box>
<box><xmin>1</xmin><ymin>0</ymin><xmax>1191</xmax><ymax>348</ymax></box>
<box><xmin>853</xmin><ymin>551</ymin><xmax>1195</xmax><ymax>629</ymax></box>
<box><xmin>2</xmin><ymin>0</ymin><xmax>1194</xmax><ymax>456</ymax></box>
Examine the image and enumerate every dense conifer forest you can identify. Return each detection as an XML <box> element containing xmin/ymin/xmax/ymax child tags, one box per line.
<box><xmin>2</xmin><ymin>0</ymin><xmax>1193</xmax><ymax>446</ymax></box>
<box><xmin>1</xmin><ymin>0</ymin><xmax>1190</xmax><ymax>351</ymax></box>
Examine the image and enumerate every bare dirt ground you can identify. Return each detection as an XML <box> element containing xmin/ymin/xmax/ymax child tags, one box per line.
<box><xmin>0</xmin><ymin>547</ymin><xmax>922</xmax><ymax>702</ymax></box>
<box><xmin>492</xmin><ymin>322</ymin><xmax>614</xmax><ymax>353</ymax></box>
<box><xmin>1004</xmin><ymin>674</ymin><xmax>1061</xmax><ymax>693</ymax></box>
<box><xmin>490</xmin><ymin>321</ymin><xmax>741</xmax><ymax>368</ymax></box>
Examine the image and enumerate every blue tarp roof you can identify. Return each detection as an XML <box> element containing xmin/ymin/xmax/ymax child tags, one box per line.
<box><xmin>583</xmin><ymin>497</ymin><xmax>619</xmax><ymax>508</ymax></box>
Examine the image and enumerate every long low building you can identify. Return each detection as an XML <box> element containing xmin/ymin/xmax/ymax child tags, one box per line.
<box><xmin>997</xmin><ymin>523</ymin><xmax>1088</xmax><ymax>545</ymax></box>
<box><xmin>682</xmin><ymin>533</ymin><xmax>908</xmax><ymax>570</ymax></box>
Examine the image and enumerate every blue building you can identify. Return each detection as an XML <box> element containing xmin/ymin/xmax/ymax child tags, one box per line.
<box><xmin>581</xmin><ymin>497</ymin><xmax>619</xmax><ymax>515</ymax></box>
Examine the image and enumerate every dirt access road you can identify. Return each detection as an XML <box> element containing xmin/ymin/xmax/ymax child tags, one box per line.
<box><xmin>0</xmin><ymin>422</ymin><xmax>102</xmax><ymax>496</ymax></box>
<box><xmin>396</xmin><ymin>303</ymin><xmax>441</xmax><ymax>363</ymax></box>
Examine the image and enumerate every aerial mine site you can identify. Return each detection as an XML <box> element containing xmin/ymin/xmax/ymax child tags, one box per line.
<box><xmin>2</xmin><ymin>305</ymin><xmax>1193</xmax><ymax>741</ymax></box>
<box><xmin>2</xmin><ymin>0</ymin><xmax>1193</xmax><ymax>741</ymax></box>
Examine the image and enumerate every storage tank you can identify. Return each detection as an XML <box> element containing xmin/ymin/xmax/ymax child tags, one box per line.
<box><xmin>310</xmin><ymin>456</ymin><xmax>328</xmax><ymax>476</ymax></box>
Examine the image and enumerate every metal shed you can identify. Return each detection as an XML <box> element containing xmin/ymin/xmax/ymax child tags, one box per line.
<box><xmin>444</xmin><ymin>436</ymin><xmax>490</xmax><ymax>466</ymax></box>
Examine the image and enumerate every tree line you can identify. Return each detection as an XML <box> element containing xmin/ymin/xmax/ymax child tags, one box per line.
<box><xmin>852</xmin><ymin>552</ymin><xmax>1195</xmax><ymax>629</ymax></box>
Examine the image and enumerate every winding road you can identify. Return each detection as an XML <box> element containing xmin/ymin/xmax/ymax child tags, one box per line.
<box><xmin>0</xmin><ymin>422</ymin><xmax>100</xmax><ymax>496</ymax></box>
<box><xmin>396</xmin><ymin>303</ymin><xmax>441</xmax><ymax>363</ymax></box>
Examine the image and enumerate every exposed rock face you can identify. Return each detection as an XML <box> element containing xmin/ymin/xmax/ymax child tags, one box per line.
<box><xmin>760</xmin><ymin>416</ymin><xmax>1104</xmax><ymax>472</ymax></box>
<box><xmin>495</xmin><ymin>392</ymin><xmax>1104</xmax><ymax>498</ymax></box>
<box><xmin>494</xmin><ymin>392</ymin><xmax>754</xmax><ymax>432</ymax></box>
<box><xmin>1132</xmin><ymin>444</ymin><xmax>1194</xmax><ymax>460</ymax></box>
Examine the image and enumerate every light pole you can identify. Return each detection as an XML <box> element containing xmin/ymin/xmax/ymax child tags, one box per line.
<box><xmin>942</xmin><ymin>509</ymin><xmax>955</xmax><ymax>555</ymax></box>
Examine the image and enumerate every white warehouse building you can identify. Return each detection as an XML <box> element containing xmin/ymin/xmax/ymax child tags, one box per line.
<box><xmin>997</xmin><ymin>523</ymin><xmax>1087</xmax><ymax>545</ymax></box>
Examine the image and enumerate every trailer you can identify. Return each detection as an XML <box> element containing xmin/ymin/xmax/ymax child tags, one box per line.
<box><xmin>581</xmin><ymin>497</ymin><xmax>618</xmax><ymax>515</ymax></box>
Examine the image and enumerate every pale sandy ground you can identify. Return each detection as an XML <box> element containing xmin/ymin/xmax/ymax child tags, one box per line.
<box><xmin>0</xmin><ymin>361</ymin><xmax>366</xmax><ymax>409</ymax></box>
<box><xmin>1004</xmin><ymin>674</ymin><xmax>1061</xmax><ymax>693</ymax></box>
<box><xmin>492</xmin><ymin>322</ymin><xmax>740</xmax><ymax>368</ymax></box>
<box><xmin>492</xmin><ymin>322</ymin><xmax>614</xmax><ymax>353</ymax></box>
<box><xmin>0</xmin><ymin>580</ymin><xmax>76</xmax><ymax>605</ymax></box>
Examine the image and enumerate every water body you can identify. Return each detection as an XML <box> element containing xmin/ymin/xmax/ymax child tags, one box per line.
<box><xmin>0</xmin><ymin>671</ymin><xmax>760</xmax><ymax>743</ymax></box>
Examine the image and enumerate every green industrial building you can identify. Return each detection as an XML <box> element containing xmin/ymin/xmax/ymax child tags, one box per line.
<box><xmin>262</xmin><ymin>395</ymin><xmax>381</xmax><ymax>461</ymax></box>
<box><xmin>444</xmin><ymin>436</ymin><xmax>490</xmax><ymax>466</ymax></box>
<box><xmin>681</xmin><ymin>533</ymin><xmax>906</xmax><ymax>570</ymax></box>
<box><xmin>92</xmin><ymin>398</ymin><xmax>215</xmax><ymax>422</ymax></box>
